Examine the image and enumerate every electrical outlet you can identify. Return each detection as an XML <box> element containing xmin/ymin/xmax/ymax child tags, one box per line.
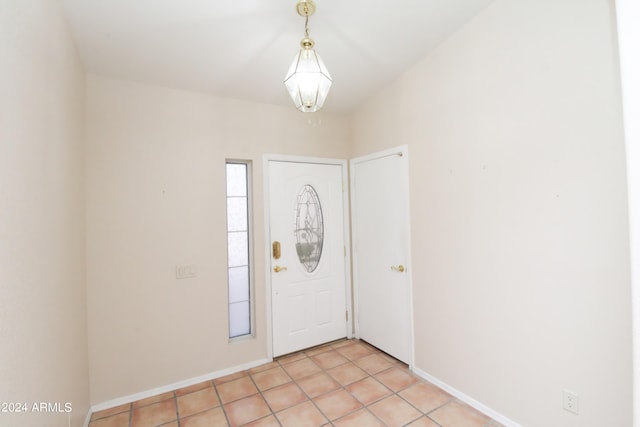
<box><xmin>563</xmin><ymin>390</ymin><xmax>579</xmax><ymax>415</ymax></box>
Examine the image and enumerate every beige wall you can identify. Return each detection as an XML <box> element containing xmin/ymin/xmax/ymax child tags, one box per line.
<box><xmin>85</xmin><ymin>75</ymin><xmax>351</xmax><ymax>404</ymax></box>
<box><xmin>0</xmin><ymin>1</ymin><xmax>90</xmax><ymax>426</ymax></box>
<box><xmin>352</xmin><ymin>0</ymin><xmax>631</xmax><ymax>426</ymax></box>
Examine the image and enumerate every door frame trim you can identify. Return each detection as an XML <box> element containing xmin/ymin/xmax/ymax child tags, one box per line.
<box><xmin>263</xmin><ymin>154</ymin><xmax>353</xmax><ymax>360</ymax></box>
<box><xmin>350</xmin><ymin>145</ymin><xmax>415</xmax><ymax>368</ymax></box>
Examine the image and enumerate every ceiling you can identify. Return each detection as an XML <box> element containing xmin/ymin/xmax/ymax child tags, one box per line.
<box><xmin>62</xmin><ymin>0</ymin><xmax>494</xmax><ymax>113</ymax></box>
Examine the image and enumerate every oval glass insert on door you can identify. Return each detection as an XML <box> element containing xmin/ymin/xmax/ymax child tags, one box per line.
<box><xmin>294</xmin><ymin>184</ymin><xmax>324</xmax><ymax>273</ymax></box>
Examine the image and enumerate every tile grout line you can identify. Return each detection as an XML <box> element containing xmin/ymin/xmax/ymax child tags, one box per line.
<box><xmin>286</xmin><ymin>353</ymin><xmax>333</xmax><ymax>426</ymax></box>
<box><xmin>172</xmin><ymin>390</ymin><xmax>180</xmax><ymax>427</ymax></box>
<box><xmin>309</xmin><ymin>342</ymin><xmax>391</xmax><ymax>426</ymax></box>
<box><xmin>325</xmin><ymin>342</ymin><xmax>383</xmax><ymax>425</ymax></box>
<box><xmin>339</xmin><ymin>356</ymin><xmax>415</xmax><ymax>427</ymax></box>
<box><xmin>278</xmin><ymin>343</ymin><xmax>361</xmax><ymax>425</ymax></box>
<box><xmin>334</xmin><ymin>358</ymin><xmax>389</xmax><ymax>425</ymax></box>
<box><xmin>352</xmin><ymin>342</ymin><xmax>471</xmax><ymax>427</ymax></box>
<box><xmin>390</xmin><ymin>376</ymin><xmax>453</xmax><ymax>427</ymax></box>
<box><xmin>245</xmin><ymin>364</ymin><xmax>286</xmax><ymax>427</ymax></box>
<box><xmin>334</xmin><ymin>373</ymin><xmax>389</xmax><ymax>426</ymax></box>
<box><xmin>211</xmin><ymin>378</ymin><xmax>234</xmax><ymax>427</ymax></box>
<box><xmin>328</xmin><ymin>343</ymin><xmax>447</xmax><ymax>427</ymax></box>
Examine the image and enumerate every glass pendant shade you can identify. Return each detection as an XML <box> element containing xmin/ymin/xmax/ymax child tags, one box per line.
<box><xmin>284</xmin><ymin>47</ymin><xmax>332</xmax><ymax>113</ymax></box>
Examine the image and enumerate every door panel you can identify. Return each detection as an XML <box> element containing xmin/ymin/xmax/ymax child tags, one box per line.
<box><xmin>351</xmin><ymin>149</ymin><xmax>412</xmax><ymax>364</ymax></box>
<box><xmin>268</xmin><ymin>161</ymin><xmax>348</xmax><ymax>357</ymax></box>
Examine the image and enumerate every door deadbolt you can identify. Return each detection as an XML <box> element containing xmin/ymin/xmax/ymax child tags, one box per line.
<box><xmin>272</xmin><ymin>241</ymin><xmax>281</xmax><ymax>259</ymax></box>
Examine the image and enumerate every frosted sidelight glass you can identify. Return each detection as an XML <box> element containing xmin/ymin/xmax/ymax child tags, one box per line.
<box><xmin>227</xmin><ymin>197</ymin><xmax>248</xmax><ymax>232</ymax></box>
<box><xmin>228</xmin><ymin>266</ymin><xmax>249</xmax><ymax>304</ymax></box>
<box><xmin>226</xmin><ymin>164</ymin><xmax>247</xmax><ymax>197</ymax></box>
<box><xmin>229</xmin><ymin>301</ymin><xmax>250</xmax><ymax>337</ymax></box>
<box><xmin>226</xmin><ymin>161</ymin><xmax>251</xmax><ymax>338</ymax></box>
<box><xmin>227</xmin><ymin>232</ymin><xmax>248</xmax><ymax>267</ymax></box>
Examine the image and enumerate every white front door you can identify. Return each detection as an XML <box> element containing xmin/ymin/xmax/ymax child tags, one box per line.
<box><xmin>351</xmin><ymin>147</ymin><xmax>413</xmax><ymax>364</ymax></box>
<box><xmin>267</xmin><ymin>160</ymin><xmax>349</xmax><ymax>357</ymax></box>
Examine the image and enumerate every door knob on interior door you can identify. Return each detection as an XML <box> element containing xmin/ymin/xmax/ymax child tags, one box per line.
<box><xmin>273</xmin><ymin>265</ymin><xmax>288</xmax><ymax>273</ymax></box>
<box><xmin>391</xmin><ymin>265</ymin><xmax>406</xmax><ymax>273</ymax></box>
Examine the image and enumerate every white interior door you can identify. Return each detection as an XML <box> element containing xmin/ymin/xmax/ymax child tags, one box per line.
<box><xmin>351</xmin><ymin>147</ymin><xmax>413</xmax><ymax>364</ymax></box>
<box><xmin>268</xmin><ymin>160</ymin><xmax>348</xmax><ymax>357</ymax></box>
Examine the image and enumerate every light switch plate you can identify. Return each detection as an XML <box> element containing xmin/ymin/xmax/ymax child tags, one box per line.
<box><xmin>176</xmin><ymin>264</ymin><xmax>197</xmax><ymax>279</ymax></box>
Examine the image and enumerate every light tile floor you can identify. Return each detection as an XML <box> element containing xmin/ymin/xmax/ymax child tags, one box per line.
<box><xmin>89</xmin><ymin>339</ymin><xmax>504</xmax><ymax>427</ymax></box>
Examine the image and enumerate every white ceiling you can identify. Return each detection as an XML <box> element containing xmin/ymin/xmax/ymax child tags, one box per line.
<box><xmin>62</xmin><ymin>0</ymin><xmax>494</xmax><ymax>113</ymax></box>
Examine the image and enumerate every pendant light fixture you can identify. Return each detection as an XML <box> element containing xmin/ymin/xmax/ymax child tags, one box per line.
<box><xmin>284</xmin><ymin>0</ymin><xmax>332</xmax><ymax>113</ymax></box>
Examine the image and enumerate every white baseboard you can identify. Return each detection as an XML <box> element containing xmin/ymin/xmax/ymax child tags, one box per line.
<box><xmin>90</xmin><ymin>358</ymin><xmax>271</xmax><ymax>414</ymax></box>
<box><xmin>411</xmin><ymin>366</ymin><xmax>522</xmax><ymax>427</ymax></box>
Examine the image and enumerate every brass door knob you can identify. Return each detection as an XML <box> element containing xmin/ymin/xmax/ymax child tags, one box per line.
<box><xmin>391</xmin><ymin>265</ymin><xmax>406</xmax><ymax>273</ymax></box>
<box><xmin>273</xmin><ymin>265</ymin><xmax>288</xmax><ymax>273</ymax></box>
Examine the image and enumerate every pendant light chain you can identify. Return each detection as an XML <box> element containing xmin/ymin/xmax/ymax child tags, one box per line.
<box><xmin>304</xmin><ymin>15</ymin><xmax>310</xmax><ymax>38</ymax></box>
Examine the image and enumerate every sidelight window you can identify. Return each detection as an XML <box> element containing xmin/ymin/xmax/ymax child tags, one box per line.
<box><xmin>226</xmin><ymin>161</ymin><xmax>252</xmax><ymax>338</ymax></box>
